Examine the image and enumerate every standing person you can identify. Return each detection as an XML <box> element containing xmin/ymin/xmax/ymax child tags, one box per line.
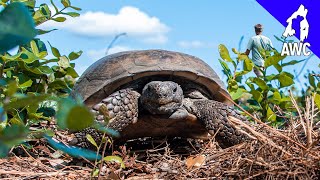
<box><xmin>243</xmin><ymin>24</ymin><xmax>274</xmax><ymax>77</ymax></box>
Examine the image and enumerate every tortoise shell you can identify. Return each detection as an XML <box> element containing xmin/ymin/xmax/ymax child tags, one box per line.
<box><xmin>71</xmin><ymin>50</ymin><xmax>231</xmax><ymax>107</ymax></box>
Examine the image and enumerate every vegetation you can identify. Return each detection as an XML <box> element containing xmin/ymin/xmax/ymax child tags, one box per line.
<box><xmin>0</xmin><ymin>0</ymin><xmax>119</xmax><ymax>163</ymax></box>
<box><xmin>218</xmin><ymin>43</ymin><xmax>320</xmax><ymax>126</ymax></box>
<box><xmin>0</xmin><ymin>0</ymin><xmax>319</xmax><ymax>179</ymax></box>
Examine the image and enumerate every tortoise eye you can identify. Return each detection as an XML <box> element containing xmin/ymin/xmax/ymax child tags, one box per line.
<box><xmin>173</xmin><ymin>87</ymin><xmax>177</xmax><ymax>93</ymax></box>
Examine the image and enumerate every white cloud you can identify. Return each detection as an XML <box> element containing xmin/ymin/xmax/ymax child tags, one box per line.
<box><xmin>177</xmin><ymin>40</ymin><xmax>206</xmax><ymax>48</ymax></box>
<box><xmin>87</xmin><ymin>46</ymin><xmax>132</xmax><ymax>61</ymax></box>
<box><xmin>40</xmin><ymin>6</ymin><xmax>170</xmax><ymax>44</ymax></box>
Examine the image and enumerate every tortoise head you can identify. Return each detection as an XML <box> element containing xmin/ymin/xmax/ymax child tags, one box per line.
<box><xmin>141</xmin><ymin>81</ymin><xmax>183</xmax><ymax>115</ymax></box>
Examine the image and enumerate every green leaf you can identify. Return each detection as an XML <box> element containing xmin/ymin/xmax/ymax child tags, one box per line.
<box><xmin>251</xmin><ymin>90</ymin><xmax>262</xmax><ymax>102</ymax></box>
<box><xmin>65</xmin><ymin>12</ymin><xmax>80</xmax><ymax>17</ymax></box>
<box><xmin>308</xmin><ymin>74</ymin><xmax>316</xmax><ymax>88</ymax></box>
<box><xmin>38</xmin><ymin>66</ymin><xmax>53</xmax><ymax>74</ymax></box>
<box><xmin>30</xmin><ymin>40</ymin><xmax>39</xmax><ymax>55</ymax></box>
<box><xmin>243</xmin><ymin>58</ymin><xmax>253</xmax><ymax>71</ymax></box>
<box><xmin>232</xmin><ymin>48</ymin><xmax>239</xmax><ymax>54</ymax></box>
<box><xmin>86</xmin><ymin>134</ymin><xmax>98</xmax><ymax>149</ymax></box>
<box><xmin>57</xmin><ymin>98</ymin><xmax>94</xmax><ymax>131</ymax></box>
<box><xmin>69</xmin><ymin>6</ymin><xmax>82</xmax><ymax>11</ymax></box>
<box><xmin>218</xmin><ymin>44</ymin><xmax>233</xmax><ymax>62</ymax></box>
<box><xmin>315</xmin><ymin>93</ymin><xmax>320</xmax><ymax>110</ymax></box>
<box><xmin>282</xmin><ymin>59</ymin><xmax>304</xmax><ymax>67</ymax></box>
<box><xmin>230</xmin><ymin>88</ymin><xmax>246</xmax><ymax>100</ymax></box>
<box><xmin>26</xmin><ymin>102</ymin><xmax>39</xmax><ymax>114</ymax></box>
<box><xmin>4</xmin><ymin>94</ymin><xmax>53</xmax><ymax>110</ymax></box>
<box><xmin>274</xmin><ymin>35</ymin><xmax>285</xmax><ymax>43</ymax></box>
<box><xmin>0</xmin><ymin>124</ymin><xmax>29</xmax><ymax>146</ymax></box>
<box><xmin>218</xmin><ymin>59</ymin><xmax>232</xmax><ymax>78</ymax></box>
<box><xmin>103</xmin><ymin>156</ymin><xmax>125</xmax><ymax>168</ymax></box>
<box><xmin>0</xmin><ymin>51</ymin><xmax>22</xmax><ymax>61</ymax></box>
<box><xmin>18</xmin><ymin>61</ymin><xmax>52</xmax><ymax>75</ymax></box>
<box><xmin>9</xmin><ymin>117</ymin><xmax>24</xmax><ymax>126</ymax></box>
<box><xmin>58</xmin><ymin>56</ymin><xmax>70</xmax><ymax>69</ymax></box>
<box><xmin>68</xmin><ymin>50</ymin><xmax>82</xmax><ymax>60</ymax></box>
<box><xmin>265</xmin><ymin>74</ymin><xmax>277</xmax><ymax>82</ymax></box>
<box><xmin>272</xmin><ymin>90</ymin><xmax>281</xmax><ymax>104</ymax></box>
<box><xmin>52</xmin><ymin>17</ymin><xmax>66</xmax><ymax>22</ymax></box>
<box><xmin>61</xmin><ymin>0</ymin><xmax>71</xmax><ymax>7</ymax></box>
<box><xmin>48</xmin><ymin>79</ymin><xmax>70</xmax><ymax>90</ymax></box>
<box><xmin>19</xmin><ymin>47</ymin><xmax>40</xmax><ymax>63</ymax></box>
<box><xmin>278</xmin><ymin>72</ymin><xmax>294</xmax><ymax>88</ymax></box>
<box><xmin>65</xmin><ymin>106</ymin><xmax>94</xmax><ymax>130</ymax></box>
<box><xmin>264</xmin><ymin>53</ymin><xmax>286</xmax><ymax>68</ymax></box>
<box><xmin>251</xmin><ymin>77</ymin><xmax>268</xmax><ymax>90</ymax></box>
<box><xmin>274</xmin><ymin>63</ymin><xmax>282</xmax><ymax>73</ymax></box>
<box><xmin>266</xmin><ymin>106</ymin><xmax>276</xmax><ymax>122</ymax></box>
<box><xmin>227</xmin><ymin>79</ymin><xmax>238</xmax><ymax>90</ymax></box>
<box><xmin>237</xmin><ymin>54</ymin><xmax>251</xmax><ymax>62</ymax></box>
<box><xmin>6</xmin><ymin>81</ymin><xmax>18</xmax><ymax>97</ymax></box>
<box><xmin>28</xmin><ymin>40</ymin><xmax>47</xmax><ymax>59</ymax></box>
<box><xmin>66</xmin><ymin>67</ymin><xmax>79</xmax><ymax>78</ymax></box>
<box><xmin>37</xmin><ymin>29</ymin><xmax>57</xmax><ymax>35</ymax></box>
<box><xmin>0</xmin><ymin>2</ymin><xmax>37</xmax><ymax>53</ymax></box>
<box><xmin>18</xmin><ymin>79</ymin><xmax>33</xmax><ymax>89</ymax></box>
<box><xmin>33</xmin><ymin>10</ymin><xmax>47</xmax><ymax>25</ymax></box>
<box><xmin>39</xmin><ymin>3</ymin><xmax>51</xmax><ymax>18</ymax></box>
<box><xmin>33</xmin><ymin>38</ymin><xmax>47</xmax><ymax>52</ymax></box>
<box><xmin>48</xmin><ymin>42</ymin><xmax>61</xmax><ymax>57</ymax></box>
<box><xmin>234</xmin><ymin>58</ymin><xmax>253</xmax><ymax>77</ymax></box>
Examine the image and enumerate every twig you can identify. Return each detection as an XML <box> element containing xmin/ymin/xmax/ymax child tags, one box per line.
<box><xmin>0</xmin><ymin>170</ymin><xmax>67</xmax><ymax>176</ymax></box>
<box><xmin>20</xmin><ymin>145</ymin><xmax>57</xmax><ymax>172</ymax></box>
<box><xmin>229</xmin><ymin>116</ymin><xmax>292</xmax><ymax>157</ymax></box>
<box><xmin>219</xmin><ymin>90</ymin><xmax>310</xmax><ymax>152</ymax></box>
<box><xmin>98</xmin><ymin>133</ymin><xmax>107</xmax><ymax>180</ymax></box>
<box><xmin>105</xmin><ymin>33</ymin><xmax>127</xmax><ymax>55</ymax></box>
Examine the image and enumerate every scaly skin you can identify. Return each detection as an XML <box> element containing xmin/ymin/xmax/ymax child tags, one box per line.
<box><xmin>187</xmin><ymin>99</ymin><xmax>248</xmax><ymax>148</ymax></box>
<box><xmin>71</xmin><ymin>89</ymin><xmax>140</xmax><ymax>149</ymax></box>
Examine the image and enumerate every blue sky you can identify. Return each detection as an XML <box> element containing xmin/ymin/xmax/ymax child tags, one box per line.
<box><xmin>39</xmin><ymin>0</ymin><xmax>319</xmax><ymax>88</ymax></box>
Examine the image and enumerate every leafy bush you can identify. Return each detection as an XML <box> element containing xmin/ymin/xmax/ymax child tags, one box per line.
<box><xmin>217</xmin><ymin>42</ymin><xmax>312</xmax><ymax>125</ymax></box>
<box><xmin>0</xmin><ymin>0</ymin><xmax>109</xmax><ymax>160</ymax></box>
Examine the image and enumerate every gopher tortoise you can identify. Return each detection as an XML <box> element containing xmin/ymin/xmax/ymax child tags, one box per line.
<box><xmin>70</xmin><ymin>50</ymin><xmax>247</xmax><ymax>148</ymax></box>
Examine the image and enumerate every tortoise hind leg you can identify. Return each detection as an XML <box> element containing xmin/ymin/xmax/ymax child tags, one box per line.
<box><xmin>70</xmin><ymin>89</ymin><xmax>140</xmax><ymax>148</ymax></box>
<box><xmin>191</xmin><ymin>100</ymin><xmax>247</xmax><ymax>148</ymax></box>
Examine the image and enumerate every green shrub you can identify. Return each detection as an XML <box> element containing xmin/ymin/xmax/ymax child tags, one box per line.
<box><xmin>0</xmin><ymin>0</ymin><xmax>114</xmax><ymax>160</ymax></box>
<box><xmin>218</xmin><ymin>42</ymin><xmax>307</xmax><ymax>125</ymax></box>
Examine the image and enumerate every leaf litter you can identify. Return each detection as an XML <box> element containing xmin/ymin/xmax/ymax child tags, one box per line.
<box><xmin>1</xmin><ymin>96</ymin><xmax>320</xmax><ymax>179</ymax></box>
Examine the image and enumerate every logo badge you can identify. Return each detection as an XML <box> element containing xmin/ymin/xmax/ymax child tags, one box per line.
<box><xmin>281</xmin><ymin>4</ymin><xmax>311</xmax><ymax>56</ymax></box>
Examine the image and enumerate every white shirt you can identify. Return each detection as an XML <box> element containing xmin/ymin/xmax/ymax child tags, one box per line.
<box><xmin>246</xmin><ymin>35</ymin><xmax>273</xmax><ymax>67</ymax></box>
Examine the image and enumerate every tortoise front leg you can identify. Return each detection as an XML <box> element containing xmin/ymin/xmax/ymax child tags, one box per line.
<box><xmin>71</xmin><ymin>89</ymin><xmax>140</xmax><ymax>148</ymax></box>
<box><xmin>96</xmin><ymin>89</ymin><xmax>140</xmax><ymax>131</ymax></box>
<box><xmin>189</xmin><ymin>99</ymin><xmax>247</xmax><ymax>148</ymax></box>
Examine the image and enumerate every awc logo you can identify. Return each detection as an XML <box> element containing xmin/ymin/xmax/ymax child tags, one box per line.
<box><xmin>281</xmin><ymin>4</ymin><xmax>311</xmax><ymax>56</ymax></box>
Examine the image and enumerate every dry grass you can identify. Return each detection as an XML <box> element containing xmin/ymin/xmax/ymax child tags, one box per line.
<box><xmin>1</xmin><ymin>95</ymin><xmax>320</xmax><ymax>179</ymax></box>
